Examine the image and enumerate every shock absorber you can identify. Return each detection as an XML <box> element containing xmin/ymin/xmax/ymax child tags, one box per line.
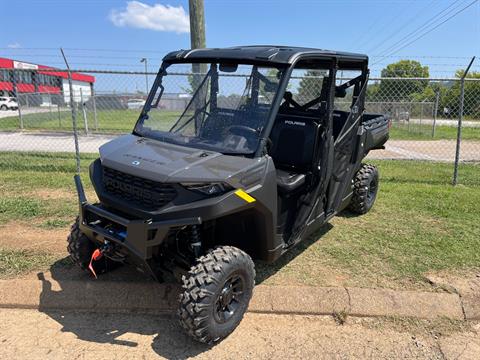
<box><xmin>189</xmin><ymin>225</ymin><xmax>202</xmax><ymax>259</ymax></box>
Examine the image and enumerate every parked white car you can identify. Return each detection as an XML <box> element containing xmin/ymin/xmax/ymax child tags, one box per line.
<box><xmin>0</xmin><ymin>97</ymin><xmax>18</xmax><ymax>111</ymax></box>
<box><xmin>126</xmin><ymin>98</ymin><xmax>146</xmax><ymax>110</ymax></box>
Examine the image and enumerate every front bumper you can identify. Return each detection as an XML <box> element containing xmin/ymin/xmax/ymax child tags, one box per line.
<box><xmin>74</xmin><ymin>175</ymin><xmax>201</xmax><ymax>278</ymax></box>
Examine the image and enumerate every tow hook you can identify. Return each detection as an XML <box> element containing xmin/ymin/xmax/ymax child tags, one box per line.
<box><xmin>88</xmin><ymin>249</ymin><xmax>103</xmax><ymax>279</ymax></box>
<box><xmin>88</xmin><ymin>240</ymin><xmax>114</xmax><ymax>279</ymax></box>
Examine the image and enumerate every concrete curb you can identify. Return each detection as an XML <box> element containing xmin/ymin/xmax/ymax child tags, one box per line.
<box><xmin>0</xmin><ymin>279</ymin><xmax>473</xmax><ymax>320</ymax></box>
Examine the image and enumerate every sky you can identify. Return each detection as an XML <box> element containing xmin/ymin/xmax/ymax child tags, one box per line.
<box><xmin>1</xmin><ymin>0</ymin><xmax>479</xmax><ymax>78</ymax></box>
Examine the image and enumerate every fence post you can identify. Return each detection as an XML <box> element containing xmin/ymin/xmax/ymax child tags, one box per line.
<box><xmin>432</xmin><ymin>90</ymin><xmax>439</xmax><ymax>138</ymax></box>
<box><xmin>420</xmin><ymin>101</ymin><xmax>424</xmax><ymax>132</ymax></box>
<box><xmin>408</xmin><ymin>103</ymin><xmax>411</xmax><ymax>132</ymax></box>
<box><xmin>57</xmin><ymin>101</ymin><xmax>62</xmax><ymax>128</ymax></box>
<box><xmin>48</xmin><ymin>93</ymin><xmax>53</xmax><ymax>121</ymax></box>
<box><xmin>17</xmin><ymin>94</ymin><xmax>24</xmax><ymax>130</ymax></box>
<box><xmin>80</xmin><ymin>88</ymin><xmax>88</xmax><ymax>135</ymax></box>
<box><xmin>453</xmin><ymin>56</ymin><xmax>475</xmax><ymax>186</ymax></box>
<box><xmin>60</xmin><ymin>48</ymin><xmax>81</xmax><ymax>175</ymax></box>
<box><xmin>90</xmin><ymin>82</ymin><xmax>98</xmax><ymax>131</ymax></box>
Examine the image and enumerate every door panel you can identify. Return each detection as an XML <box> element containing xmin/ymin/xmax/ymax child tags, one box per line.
<box><xmin>326</xmin><ymin>73</ymin><xmax>368</xmax><ymax>214</ymax></box>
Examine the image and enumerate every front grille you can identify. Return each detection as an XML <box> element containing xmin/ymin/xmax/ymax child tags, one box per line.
<box><xmin>102</xmin><ymin>166</ymin><xmax>177</xmax><ymax>210</ymax></box>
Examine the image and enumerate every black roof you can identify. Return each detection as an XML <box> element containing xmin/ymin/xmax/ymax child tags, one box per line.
<box><xmin>163</xmin><ymin>45</ymin><xmax>368</xmax><ymax>66</ymax></box>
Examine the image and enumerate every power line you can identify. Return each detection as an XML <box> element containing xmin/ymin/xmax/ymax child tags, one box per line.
<box><xmin>364</xmin><ymin>0</ymin><xmax>436</xmax><ymax>53</ymax></box>
<box><xmin>370</xmin><ymin>55</ymin><xmax>473</xmax><ymax>59</ymax></box>
<box><xmin>377</xmin><ymin>0</ymin><xmax>479</xmax><ymax>60</ymax></box>
<box><xmin>353</xmin><ymin>3</ymin><xmax>413</xmax><ymax>51</ymax></box>
<box><xmin>373</xmin><ymin>0</ymin><xmax>465</xmax><ymax>57</ymax></box>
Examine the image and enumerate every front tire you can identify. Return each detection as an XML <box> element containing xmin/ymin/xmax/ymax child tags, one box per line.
<box><xmin>178</xmin><ymin>246</ymin><xmax>255</xmax><ymax>344</ymax></box>
<box><xmin>67</xmin><ymin>217</ymin><xmax>117</xmax><ymax>274</ymax></box>
<box><xmin>0</xmin><ymin>105</ymin><xmax>7</xmax><ymax>111</ymax></box>
<box><xmin>349</xmin><ymin>164</ymin><xmax>379</xmax><ymax>215</ymax></box>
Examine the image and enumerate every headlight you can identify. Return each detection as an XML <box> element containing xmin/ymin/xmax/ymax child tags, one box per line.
<box><xmin>181</xmin><ymin>182</ymin><xmax>232</xmax><ymax>196</ymax></box>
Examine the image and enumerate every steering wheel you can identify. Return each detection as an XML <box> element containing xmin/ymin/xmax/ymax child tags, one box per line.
<box><xmin>226</xmin><ymin>125</ymin><xmax>258</xmax><ymax>137</ymax></box>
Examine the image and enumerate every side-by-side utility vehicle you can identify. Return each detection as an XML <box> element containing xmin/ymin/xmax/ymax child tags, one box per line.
<box><xmin>69</xmin><ymin>46</ymin><xmax>390</xmax><ymax>343</ymax></box>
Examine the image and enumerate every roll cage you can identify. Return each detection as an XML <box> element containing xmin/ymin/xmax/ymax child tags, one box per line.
<box><xmin>135</xmin><ymin>46</ymin><xmax>369</xmax><ymax>159</ymax></box>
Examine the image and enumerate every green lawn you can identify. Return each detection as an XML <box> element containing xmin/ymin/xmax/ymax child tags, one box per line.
<box><xmin>0</xmin><ymin>109</ymin><xmax>180</xmax><ymax>133</ymax></box>
<box><xmin>0</xmin><ymin>152</ymin><xmax>479</xmax><ymax>289</ymax></box>
<box><xmin>390</xmin><ymin>123</ymin><xmax>480</xmax><ymax>141</ymax></box>
<box><xmin>2</xmin><ymin>109</ymin><xmax>480</xmax><ymax>141</ymax></box>
<box><xmin>0</xmin><ymin>249</ymin><xmax>60</xmax><ymax>279</ymax></box>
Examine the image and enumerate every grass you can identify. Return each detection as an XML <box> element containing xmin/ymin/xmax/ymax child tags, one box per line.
<box><xmin>1</xmin><ymin>109</ymin><xmax>479</xmax><ymax>141</ymax></box>
<box><xmin>258</xmin><ymin>160</ymin><xmax>480</xmax><ymax>288</ymax></box>
<box><xmin>333</xmin><ymin>310</ymin><xmax>348</xmax><ymax>325</ymax></box>
<box><xmin>0</xmin><ymin>153</ymin><xmax>95</xmax><ymax>228</ymax></box>
<box><xmin>390</xmin><ymin>123</ymin><xmax>480</xmax><ymax>141</ymax></box>
<box><xmin>0</xmin><ymin>109</ymin><xmax>180</xmax><ymax>133</ymax></box>
<box><xmin>0</xmin><ymin>152</ymin><xmax>479</xmax><ymax>287</ymax></box>
<box><xmin>40</xmin><ymin>219</ymin><xmax>71</xmax><ymax>229</ymax></box>
<box><xmin>0</xmin><ymin>249</ymin><xmax>58</xmax><ymax>279</ymax></box>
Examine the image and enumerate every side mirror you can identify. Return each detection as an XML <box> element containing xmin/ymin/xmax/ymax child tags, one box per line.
<box><xmin>335</xmin><ymin>87</ymin><xmax>347</xmax><ymax>98</ymax></box>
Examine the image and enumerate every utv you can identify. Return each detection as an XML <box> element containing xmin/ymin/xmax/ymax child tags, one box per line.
<box><xmin>69</xmin><ymin>46</ymin><xmax>390</xmax><ymax>343</ymax></box>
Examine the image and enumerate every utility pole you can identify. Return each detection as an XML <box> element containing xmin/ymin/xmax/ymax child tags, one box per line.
<box><xmin>188</xmin><ymin>0</ymin><xmax>206</xmax><ymax>121</ymax></box>
<box><xmin>140</xmin><ymin>58</ymin><xmax>148</xmax><ymax>94</ymax></box>
<box><xmin>189</xmin><ymin>0</ymin><xmax>206</xmax><ymax>49</ymax></box>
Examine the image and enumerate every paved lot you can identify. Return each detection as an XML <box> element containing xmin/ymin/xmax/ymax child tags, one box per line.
<box><xmin>407</xmin><ymin>118</ymin><xmax>480</xmax><ymax>128</ymax></box>
<box><xmin>1</xmin><ymin>309</ymin><xmax>479</xmax><ymax>359</ymax></box>
<box><xmin>0</xmin><ymin>107</ymin><xmax>68</xmax><ymax>119</ymax></box>
<box><xmin>1</xmin><ymin>131</ymin><xmax>479</xmax><ymax>161</ymax></box>
<box><xmin>0</xmin><ymin>131</ymin><xmax>115</xmax><ymax>153</ymax></box>
<box><xmin>369</xmin><ymin>139</ymin><xmax>480</xmax><ymax>162</ymax></box>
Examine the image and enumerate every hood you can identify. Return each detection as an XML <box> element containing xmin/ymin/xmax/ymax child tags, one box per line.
<box><xmin>99</xmin><ymin>134</ymin><xmax>266</xmax><ymax>188</ymax></box>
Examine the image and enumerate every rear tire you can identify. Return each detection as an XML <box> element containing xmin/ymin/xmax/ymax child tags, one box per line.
<box><xmin>0</xmin><ymin>105</ymin><xmax>7</xmax><ymax>111</ymax></box>
<box><xmin>178</xmin><ymin>246</ymin><xmax>255</xmax><ymax>344</ymax></box>
<box><xmin>67</xmin><ymin>217</ymin><xmax>116</xmax><ymax>274</ymax></box>
<box><xmin>349</xmin><ymin>164</ymin><xmax>379</xmax><ymax>215</ymax></box>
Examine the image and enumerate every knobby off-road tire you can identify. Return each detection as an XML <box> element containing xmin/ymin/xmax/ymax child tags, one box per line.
<box><xmin>67</xmin><ymin>217</ymin><xmax>116</xmax><ymax>274</ymax></box>
<box><xmin>349</xmin><ymin>164</ymin><xmax>379</xmax><ymax>215</ymax></box>
<box><xmin>178</xmin><ymin>246</ymin><xmax>255</xmax><ymax>344</ymax></box>
<box><xmin>67</xmin><ymin>217</ymin><xmax>95</xmax><ymax>271</ymax></box>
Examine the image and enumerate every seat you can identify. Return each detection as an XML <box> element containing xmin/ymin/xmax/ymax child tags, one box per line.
<box><xmin>269</xmin><ymin>114</ymin><xmax>320</xmax><ymax>193</ymax></box>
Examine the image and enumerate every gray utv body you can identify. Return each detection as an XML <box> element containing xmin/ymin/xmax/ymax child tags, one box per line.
<box><xmin>74</xmin><ymin>46</ymin><xmax>390</xmax><ymax>280</ymax></box>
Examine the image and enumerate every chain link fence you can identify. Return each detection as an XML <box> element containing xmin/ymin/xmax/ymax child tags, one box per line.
<box><xmin>0</xmin><ymin>68</ymin><xmax>479</xmax><ymax>184</ymax></box>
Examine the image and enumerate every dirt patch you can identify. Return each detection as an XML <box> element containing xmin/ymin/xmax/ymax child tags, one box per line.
<box><xmin>0</xmin><ymin>310</ymin><xmax>454</xmax><ymax>359</ymax></box>
<box><xmin>425</xmin><ymin>270</ymin><xmax>480</xmax><ymax>295</ymax></box>
<box><xmin>256</xmin><ymin>261</ymin><xmax>352</xmax><ymax>288</ymax></box>
<box><xmin>31</xmin><ymin>188</ymin><xmax>73</xmax><ymax>200</ymax></box>
<box><xmin>0</xmin><ymin>221</ymin><xmax>68</xmax><ymax>254</ymax></box>
<box><xmin>425</xmin><ymin>270</ymin><xmax>480</xmax><ymax>321</ymax></box>
<box><xmin>359</xmin><ymin>316</ymin><xmax>474</xmax><ymax>338</ymax></box>
<box><xmin>24</xmin><ymin>188</ymin><xmax>97</xmax><ymax>201</ymax></box>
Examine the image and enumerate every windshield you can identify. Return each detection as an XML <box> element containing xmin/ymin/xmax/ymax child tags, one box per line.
<box><xmin>134</xmin><ymin>63</ymin><xmax>283</xmax><ymax>154</ymax></box>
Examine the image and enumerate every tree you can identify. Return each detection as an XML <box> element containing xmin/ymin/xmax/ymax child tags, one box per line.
<box><xmin>366</xmin><ymin>81</ymin><xmax>381</xmax><ymax>101</ymax></box>
<box><xmin>259</xmin><ymin>68</ymin><xmax>280</xmax><ymax>99</ymax></box>
<box><xmin>297</xmin><ymin>70</ymin><xmax>327</xmax><ymax>103</ymax></box>
<box><xmin>378</xmin><ymin>60</ymin><xmax>430</xmax><ymax>100</ymax></box>
<box><xmin>381</xmin><ymin>60</ymin><xmax>429</xmax><ymax>78</ymax></box>
<box><xmin>442</xmin><ymin>70</ymin><xmax>480</xmax><ymax>118</ymax></box>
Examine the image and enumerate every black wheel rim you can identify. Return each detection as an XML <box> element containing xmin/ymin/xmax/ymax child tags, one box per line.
<box><xmin>213</xmin><ymin>272</ymin><xmax>245</xmax><ymax>324</ymax></box>
<box><xmin>367</xmin><ymin>177</ymin><xmax>378</xmax><ymax>206</ymax></box>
